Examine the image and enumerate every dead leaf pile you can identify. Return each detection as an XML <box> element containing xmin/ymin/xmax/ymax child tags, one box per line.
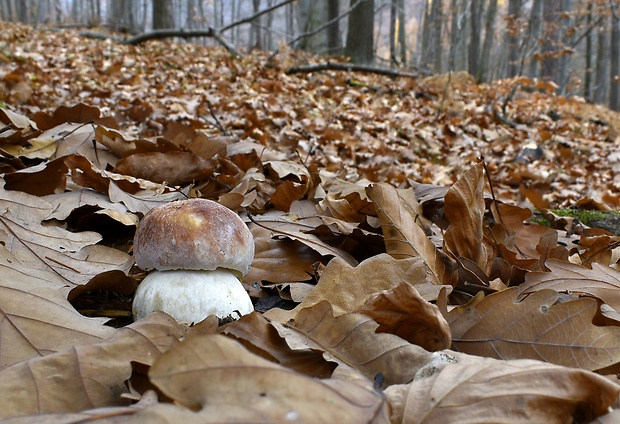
<box><xmin>1</xmin><ymin>22</ymin><xmax>620</xmax><ymax>423</ymax></box>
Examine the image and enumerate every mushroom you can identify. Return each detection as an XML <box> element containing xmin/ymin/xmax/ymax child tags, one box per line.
<box><xmin>131</xmin><ymin>198</ymin><xmax>254</xmax><ymax>324</ymax></box>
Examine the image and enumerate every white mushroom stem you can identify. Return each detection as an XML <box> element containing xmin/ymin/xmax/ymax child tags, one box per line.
<box><xmin>132</xmin><ymin>269</ymin><xmax>253</xmax><ymax>325</ymax></box>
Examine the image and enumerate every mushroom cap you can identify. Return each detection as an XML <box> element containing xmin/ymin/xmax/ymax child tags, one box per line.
<box><xmin>134</xmin><ymin>198</ymin><xmax>254</xmax><ymax>275</ymax></box>
<box><xmin>132</xmin><ymin>269</ymin><xmax>254</xmax><ymax>324</ymax></box>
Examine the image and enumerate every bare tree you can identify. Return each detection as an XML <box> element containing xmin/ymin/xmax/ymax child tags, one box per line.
<box><xmin>296</xmin><ymin>0</ymin><xmax>329</xmax><ymax>53</ymax></box>
<box><xmin>153</xmin><ymin>0</ymin><xmax>174</xmax><ymax>30</ymax></box>
<box><xmin>610</xmin><ymin>2</ymin><xmax>620</xmax><ymax>110</ymax></box>
<box><xmin>479</xmin><ymin>0</ymin><xmax>498</xmax><ymax>82</ymax></box>
<box><xmin>345</xmin><ymin>0</ymin><xmax>374</xmax><ymax>64</ymax></box>
<box><xmin>504</xmin><ymin>0</ymin><xmax>522</xmax><ymax>77</ymax></box>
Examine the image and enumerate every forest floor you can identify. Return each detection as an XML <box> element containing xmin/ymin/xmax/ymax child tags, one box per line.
<box><xmin>2</xmin><ymin>21</ymin><xmax>620</xmax><ymax>423</ymax></box>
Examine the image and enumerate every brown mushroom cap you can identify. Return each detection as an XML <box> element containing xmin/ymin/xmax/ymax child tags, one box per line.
<box><xmin>134</xmin><ymin>198</ymin><xmax>254</xmax><ymax>275</ymax></box>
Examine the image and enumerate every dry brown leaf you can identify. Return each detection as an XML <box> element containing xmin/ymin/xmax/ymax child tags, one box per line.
<box><xmin>446</xmin><ymin>287</ymin><xmax>620</xmax><ymax>370</ymax></box>
<box><xmin>149</xmin><ymin>333</ymin><xmax>390</xmax><ymax>423</ymax></box>
<box><xmin>0</xmin><ymin>312</ymin><xmax>183</xmax><ymax>419</ymax></box>
<box><xmin>249</xmin><ymin>206</ymin><xmax>358</xmax><ymax>266</ymax></box>
<box><xmin>265</xmin><ymin>253</ymin><xmax>444</xmax><ymax>322</ymax></box>
<box><xmin>519</xmin><ymin>259</ymin><xmax>620</xmax><ymax>311</ymax></box>
<box><xmin>367</xmin><ymin>182</ymin><xmax>456</xmax><ymax>286</ymax></box>
<box><xmin>385</xmin><ymin>354</ymin><xmax>620</xmax><ymax>423</ymax></box>
<box><xmin>443</xmin><ymin>162</ymin><xmax>490</xmax><ymax>272</ymax></box>
<box><xmin>359</xmin><ymin>282</ymin><xmax>452</xmax><ymax>351</ymax></box>
<box><xmin>0</xmin><ymin>245</ymin><xmax>115</xmax><ymax>369</ymax></box>
<box><xmin>244</xmin><ymin>224</ymin><xmax>321</xmax><ymax>284</ymax></box>
<box><xmin>222</xmin><ymin>311</ymin><xmax>335</xmax><ymax>378</ymax></box>
<box><xmin>271</xmin><ymin>300</ymin><xmax>433</xmax><ymax>386</ymax></box>
<box><xmin>114</xmin><ymin>151</ymin><xmax>214</xmax><ymax>185</ymax></box>
<box><xmin>0</xmin><ymin>180</ymin><xmax>132</xmax><ymax>288</ymax></box>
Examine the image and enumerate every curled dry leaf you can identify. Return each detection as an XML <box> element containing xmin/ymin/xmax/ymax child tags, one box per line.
<box><xmin>367</xmin><ymin>182</ymin><xmax>456</xmax><ymax>286</ymax></box>
<box><xmin>446</xmin><ymin>287</ymin><xmax>620</xmax><ymax>371</ymax></box>
<box><xmin>149</xmin><ymin>333</ymin><xmax>390</xmax><ymax>423</ymax></box>
<box><xmin>519</xmin><ymin>258</ymin><xmax>620</xmax><ymax>311</ymax></box>
<box><xmin>385</xmin><ymin>355</ymin><xmax>620</xmax><ymax>423</ymax></box>
<box><xmin>443</xmin><ymin>162</ymin><xmax>491</xmax><ymax>272</ymax></box>
<box><xmin>222</xmin><ymin>311</ymin><xmax>335</xmax><ymax>378</ymax></box>
<box><xmin>359</xmin><ymin>282</ymin><xmax>452</xmax><ymax>351</ymax></box>
<box><xmin>0</xmin><ymin>312</ymin><xmax>183</xmax><ymax>419</ymax></box>
<box><xmin>271</xmin><ymin>300</ymin><xmax>433</xmax><ymax>386</ymax></box>
<box><xmin>265</xmin><ymin>253</ymin><xmax>444</xmax><ymax>322</ymax></box>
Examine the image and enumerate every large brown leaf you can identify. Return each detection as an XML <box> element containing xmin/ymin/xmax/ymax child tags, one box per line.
<box><xmin>0</xmin><ymin>180</ymin><xmax>132</xmax><ymax>288</ymax></box>
<box><xmin>271</xmin><ymin>300</ymin><xmax>433</xmax><ymax>386</ymax></box>
<box><xmin>367</xmin><ymin>182</ymin><xmax>456</xmax><ymax>285</ymax></box>
<box><xmin>0</xmin><ymin>313</ymin><xmax>183</xmax><ymax>419</ymax></box>
<box><xmin>445</xmin><ymin>287</ymin><xmax>620</xmax><ymax>370</ymax></box>
<box><xmin>264</xmin><ymin>253</ymin><xmax>445</xmax><ymax>322</ymax></box>
<box><xmin>149</xmin><ymin>333</ymin><xmax>390</xmax><ymax>423</ymax></box>
<box><xmin>519</xmin><ymin>259</ymin><xmax>620</xmax><ymax>311</ymax></box>
<box><xmin>0</xmin><ymin>245</ymin><xmax>115</xmax><ymax>369</ymax></box>
<box><xmin>385</xmin><ymin>354</ymin><xmax>620</xmax><ymax>423</ymax></box>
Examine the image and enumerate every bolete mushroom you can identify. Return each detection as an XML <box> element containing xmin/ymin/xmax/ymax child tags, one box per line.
<box><xmin>131</xmin><ymin>198</ymin><xmax>254</xmax><ymax>324</ymax></box>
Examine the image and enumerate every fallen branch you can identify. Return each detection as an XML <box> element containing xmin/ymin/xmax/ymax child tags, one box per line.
<box><xmin>285</xmin><ymin>61</ymin><xmax>422</xmax><ymax>78</ymax></box>
<box><xmin>80</xmin><ymin>0</ymin><xmax>293</xmax><ymax>56</ymax></box>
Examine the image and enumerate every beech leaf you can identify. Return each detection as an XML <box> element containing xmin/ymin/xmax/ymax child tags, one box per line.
<box><xmin>446</xmin><ymin>287</ymin><xmax>620</xmax><ymax>370</ymax></box>
<box><xmin>367</xmin><ymin>182</ymin><xmax>456</xmax><ymax>285</ymax></box>
<box><xmin>149</xmin><ymin>333</ymin><xmax>390</xmax><ymax>423</ymax></box>
<box><xmin>0</xmin><ymin>312</ymin><xmax>183</xmax><ymax>419</ymax></box>
<box><xmin>385</xmin><ymin>354</ymin><xmax>620</xmax><ymax>423</ymax></box>
<box><xmin>271</xmin><ymin>300</ymin><xmax>433</xmax><ymax>386</ymax></box>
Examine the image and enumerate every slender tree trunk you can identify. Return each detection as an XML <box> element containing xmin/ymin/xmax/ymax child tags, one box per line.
<box><xmin>479</xmin><ymin>0</ymin><xmax>498</xmax><ymax>82</ymax></box>
<box><xmin>327</xmin><ymin>0</ymin><xmax>340</xmax><ymax>54</ymax></box>
<box><xmin>593</xmin><ymin>16</ymin><xmax>609</xmax><ymax>104</ymax></box>
<box><xmin>526</xmin><ymin>0</ymin><xmax>543</xmax><ymax>78</ymax></box>
<box><xmin>152</xmin><ymin>0</ymin><xmax>173</xmax><ymax>30</ymax></box>
<box><xmin>345</xmin><ymin>0</ymin><xmax>375</xmax><ymax>64</ymax></box>
<box><xmin>540</xmin><ymin>1</ymin><xmax>560</xmax><ymax>81</ymax></box>
<box><xmin>390</xmin><ymin>0</ymin><xmax>397</xmax><ymax>63</ymax></box>
<box><xmin>584</xmin><ymin>1</ymin><xmax>594</xmax><ymax>100</ymax></box>
<box><xmin>397</xmin><ymin>0</ymin><xmax>406</xmax><ymax>64</ymax></box>
<box><xmin>505</xmin><ymin>0</ymin><xmax>522</xmax><ymax>77</ymax></box>
<box><xmin>468</xmin><ymin>0</ymin><xmax>482</xmax><ymax>80</ymax></box>
<box><xmin>610</xmin><ymin>4</ymin><xmax>620</xmax><ymax>110</ymax></box>
<box><xmin>431</xmin><ymin>0</ymin><xmax>443</xmax><ymax>72</ymax></box>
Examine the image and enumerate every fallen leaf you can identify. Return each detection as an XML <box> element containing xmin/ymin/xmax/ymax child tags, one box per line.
<box><xmin>0</xmin><ymin>312</ymin><xmax>182</xmax><ymax>419</ymax></box>
<box><xmin>367</xmin><ymin>182</ymin><xmax>456</xmax><ymax>285</ymax></box>
<box><xmin>518</xmin><ymin>259</ymin><xmax>620</xmax><ymax>311</ymax></box>
<box><xmin>149</xmin><ymin>333</ymin><xmax>390</xmax><ymax>423</ymax></box>
<box><xmin>446</xmin><ymin>287</ymin><xmax>620</xmax><ymax>370</ymax></box>
<box><xmin>385</xmin><ymin>354</ymin><xmax>620</xmax><ymax>423</ymax></box>
<box><xmin>359</xmin><ymin>282</ymin><xmax>452</xmax><ymax>351</ymax></box>
<box><xmin>272</xmin><ymin>300</ymin><xmax>433</xmax><ymax>385</ymax></box>
<box><xmin>265</xmin><ymin>253</ymin><xmax>444</xmax><ymax>321</ymax></box>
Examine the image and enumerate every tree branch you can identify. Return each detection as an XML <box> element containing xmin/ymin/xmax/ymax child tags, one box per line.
<box><xmin>285</xmin><ymin>61</ymin><xmax>423</xmax><ymax>78</ymax></box>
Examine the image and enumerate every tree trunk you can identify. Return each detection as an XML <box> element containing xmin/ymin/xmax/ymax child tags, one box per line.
<box><xmin>593</xmin><ymin>16</ymin><xmax>609</xmax><ymax>104</ymax></box>
<box><xmin>479</xmin><ymin>0</ymin><xmax>498</xmax><ymax>82</ymax></box>
<box><xmin>327</xmin><ymin>0</ymin><xmax>340</xmax><ymax>54</ymax></box>
<box><xmin>397</xmin><ymin>0</ymin><xmax>406</xmax><ymax>64</ymax></box>
<box><xmin>345</xmin><ymin>0</ymin><xmax>375</xmax><ymax>64</ymax></box>
<box><xmin>610</xmin><ymin>4</ymin><xmax>620</xmax><ymax>110</ymax></box>
<box><xmin>468</xmin><ymin>0</ymin><xmax>482</xmax><ymax>80</ymax></box>
<box><xmin>526</xmin><ymin>0</ymin><xmax>543</xmax><ymax>78</ymax></box>
<box><xmin>153</xmin><ymin>0</ymin><xmax>173</xmax><ymax>30</ymax></box>
<box><xmin>540</xmin><ymin>1</ymin><xmax>560</xmax><ymax>81</ymax></box>
<box><xmin>431</xmin><ymin>0</ymin><xmax>443</xmax><ymax>72</ymax></box>
<box><xmin>296</xmin><ymin>0</ymin><xmax>329</xmax><ymax>53</ymax></box>
<box><xmin>584</xmin><ymin>1</ymin><xmax>594</xmax><ymax>100</ymax></box>
<box><xmin>504</xmin><ymin>0</ymin><xmax>522</xmax><ymax>77</ymax></box>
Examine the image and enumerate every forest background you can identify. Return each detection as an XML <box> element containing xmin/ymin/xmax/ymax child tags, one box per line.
<box><xmin>2</xmin><ymin>0</ymin><xmax>620</xmax><ymax>111</ymax></box>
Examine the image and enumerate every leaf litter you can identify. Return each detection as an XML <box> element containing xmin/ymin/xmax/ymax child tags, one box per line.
<box><xmin>1</xmin><ymin>22</ymin><xmax>620</xmax><ymax>422</ymax></box>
